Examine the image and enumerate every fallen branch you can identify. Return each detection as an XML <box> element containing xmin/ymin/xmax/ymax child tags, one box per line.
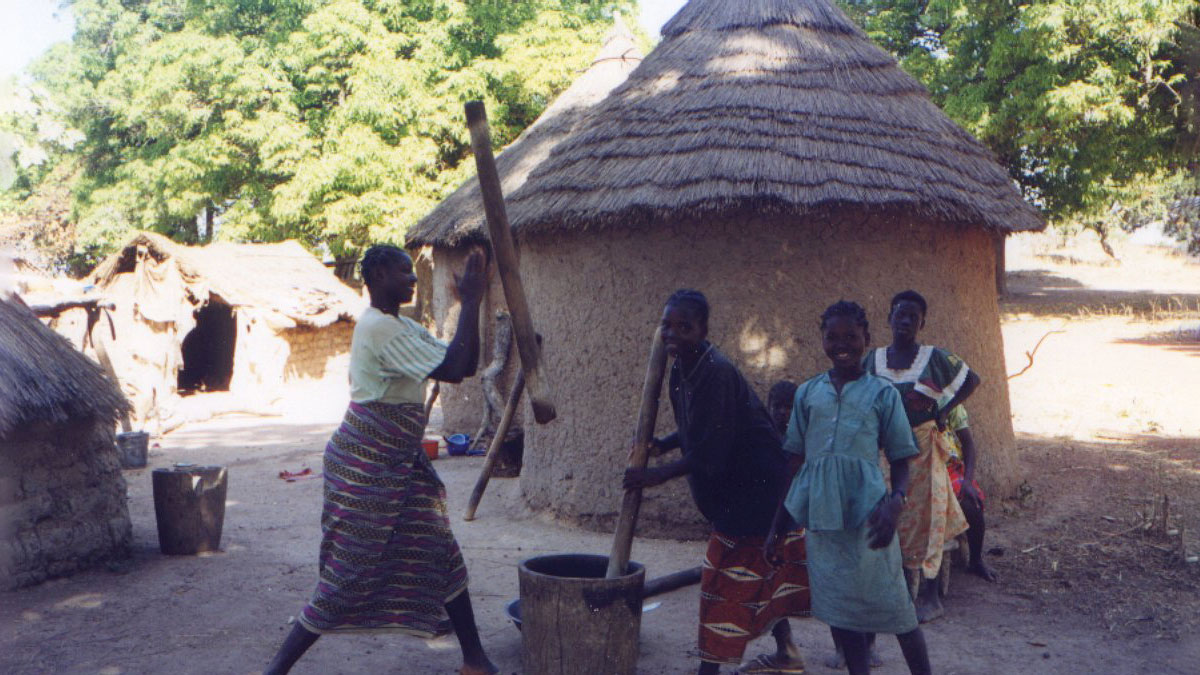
<box><xmin>1077</xmin><ymin>523</ymin><xmax>1146</xmax><ymax>548</ymax></box>
<box><xmin>1007</xmin><ymin>328</ymin><xmax>1066</xmax><ymax>380</ymax></box>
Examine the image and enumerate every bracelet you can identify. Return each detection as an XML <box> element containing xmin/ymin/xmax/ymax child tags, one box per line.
<box><xmin>892</xmin><ymin>489</ymin><xmax>907</xmax><ymax>505</ymax></box>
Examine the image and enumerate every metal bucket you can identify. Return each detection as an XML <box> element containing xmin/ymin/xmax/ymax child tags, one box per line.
<box><xmin>116</xmin><ymin>431</ymin><xmax>149</xmax><ymax>469</ymax></box>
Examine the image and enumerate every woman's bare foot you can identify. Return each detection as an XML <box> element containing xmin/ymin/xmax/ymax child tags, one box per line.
<box><xmin>914</xmin><ymin>579</ymin><xmax>945</xmax><ymax>623</ymax></box>
<box><xmin>967</xmin><ymin>559</ymin><xmax>998</xmax><ymax>582</ymax></box>
<box><xmin>459</xmin><ymin>661</ymin><xmax>499</xmax><ymax>675</ymax></box>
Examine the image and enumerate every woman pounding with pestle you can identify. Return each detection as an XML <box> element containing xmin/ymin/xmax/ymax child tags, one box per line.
<box><xmin>623</xmin><ymin>289</ymin><xmax>811</xmax><ymax>675</ymax></box>
<box><xmin>265</xmin><ymin>245</ymin><xmax>497</xmax><ymax>675</ymax></box>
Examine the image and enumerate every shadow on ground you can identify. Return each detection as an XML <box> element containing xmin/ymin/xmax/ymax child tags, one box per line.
<box><xmin>1003</xmin><ymin>269</ymin><xmax>1200</xmax><ymax>318</ymax></box>
<box><xmin>997</xmin><ymin>432</ymin><xmax>1200</xmax><ymax>642</ymax></box>
<box><xmin>1115</xmin><ymin>327</ymin><xmax>1200</xmax><ymax>358</ymax></box>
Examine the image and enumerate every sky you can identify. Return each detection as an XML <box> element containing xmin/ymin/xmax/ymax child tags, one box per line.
<box><xmin>1</xmin><ymin>1</ymin><xmax>74</xmax><ymax>79</ymax></box>
<box><xmin>0</xmin><ymin>0</ymin><xmax>691</xmax><ymax>79</ymax></box>
<box><xmin>638</xmin><ymin>0</ymin><xmax>689</xmax><ymax>38</ymax></box>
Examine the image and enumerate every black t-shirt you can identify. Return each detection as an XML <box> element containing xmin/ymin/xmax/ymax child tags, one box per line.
<box><xmin>669</xmin><ymin>345</ymin><xmax>786</xmax><ymax>537</ymax></box>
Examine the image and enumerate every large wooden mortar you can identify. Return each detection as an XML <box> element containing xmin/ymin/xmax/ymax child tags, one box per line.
<box><xmin>151</xmin><ymin>465</ymin><xmax>227</xmax><ymax>555</ymax></box>
<box><xmin>517</xmin><ymin>553</ymin><xmax>645</xmax><ymax>675</ymax></box>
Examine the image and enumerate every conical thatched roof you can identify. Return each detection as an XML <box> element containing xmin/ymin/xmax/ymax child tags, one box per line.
<box><xmin>406</xmin><ymin>18</ymin><xmax>643</xmax><ymax>247</ymax></box>
<box><xmin>91</xmin><ymin>232</ymin><xmax>364</xmax><ymax>328</ymax></box>
<box><xmin>496</xmin><ymin>0</ymin><xmax>1043</xmax><ymax>236</ymax></box>
<box><xmin>0</xmin><ymin>294</ymin><xmax>127</xmax><ymax>440</ymax></box>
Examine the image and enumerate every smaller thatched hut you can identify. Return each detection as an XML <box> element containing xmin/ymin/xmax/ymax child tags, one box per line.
<box><xmin>0</xmin><ymin>293</ymin><xmax>132</xmax><ymax>590</ymax></box>
<box><xmin>85</xmin><ymin>232</ymin><xmax>364</xmax><ymax>430</ymax></box>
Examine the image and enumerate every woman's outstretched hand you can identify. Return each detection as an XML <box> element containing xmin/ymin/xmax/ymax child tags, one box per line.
<box><xmin>454</xmin><ymin>247</ymin><xmax>488</xmax><ymax>305</ymax></box>
<box><xmin>867</xmin><ymin>492</ymin><xmax>904</xmax><ymax>549</ymax></box>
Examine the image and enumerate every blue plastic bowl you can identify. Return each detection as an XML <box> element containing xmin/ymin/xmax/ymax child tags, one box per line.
<box><xmin>445</xmin><ymin>433</ymin><xmax>471</xmax><ymax>456</ymax></box>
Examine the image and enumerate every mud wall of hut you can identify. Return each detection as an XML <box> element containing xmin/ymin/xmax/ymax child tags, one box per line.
<box><xmin>0</xmin><ymin>419</ymin><xmax>132</xmax><ymax>590</ymax></box>
<box><xmin>515</xmin><ymin>211</ymin><xmax>1016</xmax><ymax>537</ymax></box>
<box><xmin>282</xmin><ymin>321</ymin><xmax>353</xmax><ymax>381</ymax></box>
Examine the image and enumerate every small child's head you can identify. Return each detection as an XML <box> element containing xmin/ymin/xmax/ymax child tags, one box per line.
<box><xmin>820</xmin><ymin>300</ymin><xmax>870</xmax><ymax>370</ymax></box>
<box><xmin>767</xmin><ymin>380</ymin><xmax>798</xmax><ymax>434</ymax></box>
<box><xmin>661</xmin><ymin>289</ymin><xmax>709</xmax><ymax>358</ymax></box>
<box><xmin>888</xmin><ymin>289</ymin><xmax>927</xmax><ymax>342</ymax></box>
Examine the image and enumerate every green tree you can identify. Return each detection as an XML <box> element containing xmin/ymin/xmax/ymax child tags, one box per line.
<box><xmin>837</xmin><ymin>0</ymin><xmax>1198</xmax><ymax>231</ymax></box>
<box><xmin>5</xmin><ymin>0</ymin><xmax>634</xmax><ymax>259</ymax></box>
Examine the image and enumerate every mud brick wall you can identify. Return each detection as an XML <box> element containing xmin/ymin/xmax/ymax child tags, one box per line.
<box><xmin>515</xmin><ymin>211</ymin><xmax>1016</xmax><ymax>537</ymax></box>
<box><xmin>0</xmin><ymin>420</ymin><xmax>132</xmax><ymax>590</ymax></box>
<box><xmin>282</xmin><ymin>320</ymin><xmax>353</xmax><ymax>381</ymax></box>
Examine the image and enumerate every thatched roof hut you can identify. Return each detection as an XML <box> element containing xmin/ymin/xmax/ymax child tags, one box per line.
<box><xmin>0</xmin><ymin>294</ymin><xmax>127</xmax><ymax>438</ymax></box>
<box><xmin>91</xmin><ymin>231</ymin><xmax>362</xmax><ymax>329</ymax></box>
<box><xmin>83</xmin><ymin>232</ymin><xmax>364</xmax><ymax>431</ymax></box>
<box><xmin>407</xmin><ymin>18</ymin><xmax>643</xmax><ymax>435</ymax></box>
<box><xmin>413</xmin><ymin>0</ymin><xmax>1043</xmax><ymax>535</ymax></box>
<box><xmin>0</xmin><ymin>293</ymin><xmax>132</xmax><ymax>589</ymax></box>
<box><xmin>500</xmin><ymin>1</ymin><xmax>1040</xmax><ymax>235</ymax></box>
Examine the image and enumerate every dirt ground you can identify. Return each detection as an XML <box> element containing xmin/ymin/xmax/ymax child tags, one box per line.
<box><xmin>3</xmin><ymin>231</ymin><xmax>1200</xmax><ymax>674</ymax></box>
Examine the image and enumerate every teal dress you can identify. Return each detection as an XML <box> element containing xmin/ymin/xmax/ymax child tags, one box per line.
<box><xmin>782</xmin><ymin>372</ymin><xmax>920</xmax><ymax>634</ymax></box>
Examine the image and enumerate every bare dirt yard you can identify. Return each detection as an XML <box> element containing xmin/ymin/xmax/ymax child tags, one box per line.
<box><xmin>2</xmin><ymin>231</ymin><xmax>1200</xmax><ymax>674</ymax></box>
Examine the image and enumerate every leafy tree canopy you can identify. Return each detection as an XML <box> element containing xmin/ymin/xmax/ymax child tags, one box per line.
<box><xmin>837</xmin><ymin>0</ymin><xmax>1200</xmax><ymax>231</ymax></box>
<box><xmin>4</xmin><ymin>0</ymin><xmax>635</xmax><ymax>263</ymax></box>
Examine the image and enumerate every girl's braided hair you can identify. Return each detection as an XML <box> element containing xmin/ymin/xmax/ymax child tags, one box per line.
<box><xmin>360</xmin><ymin>245</ymin><xmax>409</xmax><ymax>287</ymax></box>
<box><xmin>820</xmin><ymin>300</ymin><xmax>869</xmax><ymax>333</ymax></box>
<box><xmin>665</xmin><ymin>289</ymin><xmax>709</xmax><ymax>326</ymax></box>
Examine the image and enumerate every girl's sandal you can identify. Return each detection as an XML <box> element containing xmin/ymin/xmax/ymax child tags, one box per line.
<box><xmin>737</xmin><ymin>653</ymin><xmax>805</xmax><ymax>674</ymax></box>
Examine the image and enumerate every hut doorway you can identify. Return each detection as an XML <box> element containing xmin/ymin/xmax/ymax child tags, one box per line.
<box><xmin>177</xmin><ymin>301</ymin><xmax>237</xmax><ymax>395</ymax></box>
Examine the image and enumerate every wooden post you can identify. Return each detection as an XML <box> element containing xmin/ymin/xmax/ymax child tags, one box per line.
<box><xmin>641</xmin><ymin>566</ymin><xmax>701</xmax><ymax>599</ymax></box>
<box><xmin>606</xmin><ymin>326</ymin><xmax>669</xmax><ymax>579</ymax></box>
<box><xmin>463</xmin><ymin>368</ymin><xmax>525</xmax><ymax>521</ymax></box>
<box><xmin>464</xmin><ymin>100</ymin><xmax>556</xmax><ymax>425</ymax></box>
<box><xmin>424</xmin><ymin>381</ymin><xmax>440</xmax><ymax>422</ymax></box>
<box><xmin>86</xmin><ymin>305</ymin><xmax>132</xmax><ymax>433</ymax></box>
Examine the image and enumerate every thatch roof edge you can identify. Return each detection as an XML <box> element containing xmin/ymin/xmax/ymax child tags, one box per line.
<box><xmin>0</xmin><ymin>294</ymin><xmax>128</xmax><ymax>440</ymax></box>
<box><xmin>90</xmin><ymin>232</ymin><xmax>364</xmax><ymax>328</ymax></box>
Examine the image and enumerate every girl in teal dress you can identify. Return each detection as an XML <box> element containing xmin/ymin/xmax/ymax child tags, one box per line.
<box><xmin>766</xmin><ymin>301</ymin><xmax>931</xmax><ymax>675</ymax></box>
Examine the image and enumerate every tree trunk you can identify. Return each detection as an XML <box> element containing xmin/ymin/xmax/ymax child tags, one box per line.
<box><xmin>470</xmin><ymin>312</ymin><xmax>513</xmax><ymax>450</ymax></box>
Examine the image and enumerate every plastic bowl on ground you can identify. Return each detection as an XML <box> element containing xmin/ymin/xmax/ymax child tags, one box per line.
<box><xmin>444</xmin><ymin>433</ymin><xmax>470</xmax><ymax>456</ymax></box>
